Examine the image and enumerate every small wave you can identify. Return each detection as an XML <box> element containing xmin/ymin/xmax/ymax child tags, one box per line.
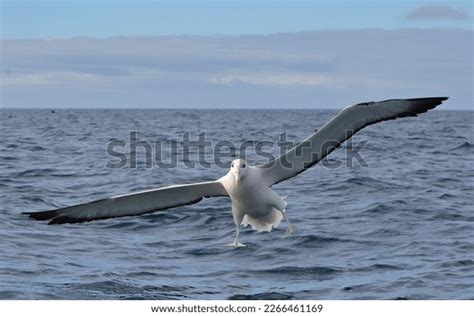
<box><xmin>433</xmin><ymin>211</ymin><xmax>469</xmax><ymax>221</ymax></box>
<box><xmin>143</xmin><ymin>240</ymin><xmax>178</xmax><ymax>248</ymax></box>
<box><xmin>364</xmin><ymin>228</ymin><xmax>401</xmax><ymax>237</ymax></box>
<box><xmin>435</xmin><ymin>177</ymin><xmax>461</xmax><ymax>184</ymax></box>
<box><xmin>101</xmin><ymin>221</ymin><xmax>140</xmax><ymax>230</ymax></box>
<box><xmin>258</xmin><ymin>266</ymin><xmax>341</xmax><ymax>277</ymax></box>
<box><xmin>24</xmin><ymin>145</ymin><xmax>45</xmax><ymax>151</ymax></box>
<box><xmin>142</xmin><ymin>284</ymin><xmax>193</xmax><ymax>295</ymax></box>
<box><xmin>341</xmin><ymin>284</ymin><xmax>370</xmax><ymax>293</ymax></box>
<box><xmin>0</xmin><ymin>290</ymin><xmax>25</xmax><ymax>299</ymax></box>
<box><xmin>65</xmin><ymin>262</ymin><xmax>87</xmax><ymax>268</ymax></box>
<box><xmin>70</xmin><ymin>281</ymin><xmax>191</xmax><ymax>299</ymax></box>
<box><xmin>451</xmin><ymin>141</ymin><xmax>473</xmax><ymax>151</ymax></box>
<box><xmin>360</xmin><ymin>202</ymin><xmax>395</xmax><ymax>214</ymax></box>
<box><xmin>350</xmin><ymin>263</ymin><xmax>402</xmax><ymax>272</ymax></box>
<box><xmin>437</xmin><ymin>259</ymin><xmax>474</xmax><ymax>268</ymax></box>
<box><xmin>229</xmin><ymin>292</ymin><xmax>292</xmax><ymax>300</ymax></box>
<box><xmin>185</xmin><ymin>247</ymin><xmax>224</xmax><ymax>256</ymax></box>
<box><xmin>438</xmin><ymin>193</ymin><xmax>458</xmax><ymax>200</ymax></box>
<box><xmin>27</xmin><ymin>196</ymin><xmax>59</xmax><ymax>207</ymax></box>
<box><xmin>50</xmin><ymin>172</ymin><xmax>80</xmax><ymax>178</ymax></box>
<box><xmin>141</xmin><ymin>212</ymin><xmax>186</xmax><ymax>224</ymax></box>
<box><xmin>294</xmin><ymin>235</ymin><xmax>351</xmax><ymax>246</ymax></box>
<box><xmin>346</xmin><ymin>176</ymin><xmax>374</xmax><ymax>185</ymax></box>
<box><xmin>125</xmin><ymin>271</ymin><xmax>161</xmax><ymax>278</ymax></box>
<box><xmin>345</xmin><ymin>176</ymin><xmax>401</xmax><ymax>190</ymax></box>
<box><xmin>14</xmin><ymin>168</ymin><xmax>56</xmax><ymax>177</ymax></box>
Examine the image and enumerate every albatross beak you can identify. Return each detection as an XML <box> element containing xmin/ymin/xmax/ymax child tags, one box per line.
<box><xmin>235</xmin><ymin>172</ymin><xmax>240</xmax><ymax>186</ymax></box>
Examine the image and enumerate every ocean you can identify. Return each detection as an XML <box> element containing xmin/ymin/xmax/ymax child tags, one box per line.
<box><xmin>0</xmin><ymin>108</ymin><xmax>473</xmax><ymax>299</ymax></box>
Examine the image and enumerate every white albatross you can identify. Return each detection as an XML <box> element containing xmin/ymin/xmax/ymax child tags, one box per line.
<box><xmin>25</xmin><ymin>97</ymin><xmax>448</xmax><ymax>247</ymax></box>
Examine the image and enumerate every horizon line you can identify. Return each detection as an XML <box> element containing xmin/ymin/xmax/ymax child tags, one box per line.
<box><xmin>1</xmin><ymin>107</ymin><xmax>469</xmax><ymax>111</ymax></box>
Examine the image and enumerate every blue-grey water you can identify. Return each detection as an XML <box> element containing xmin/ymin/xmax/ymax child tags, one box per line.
<box><xmin>0</xmin><ymin>109</ymin><xmax>473</xmax><ymax>300</ymax></box>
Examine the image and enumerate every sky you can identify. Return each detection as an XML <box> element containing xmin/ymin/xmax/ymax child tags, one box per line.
<box><xmin>1</xmin><ymin>0</ymin><xmax>473</xmax><ymax>38</ymax></box>
<box><xmin>0</xmin><ymin>0</ymin><xmax>473</xmax><ymax>109</ymax></box>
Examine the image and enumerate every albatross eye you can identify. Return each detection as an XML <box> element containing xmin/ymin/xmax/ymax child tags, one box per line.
<box><xmin>242</xmin><ymin>164</ymin><xmax>246</xmax><ymax>168</ymax></box>
<box><xmin>231</xmin><ymin>163</ymin><xmax>234</xmax><ymax>168</ymax></box>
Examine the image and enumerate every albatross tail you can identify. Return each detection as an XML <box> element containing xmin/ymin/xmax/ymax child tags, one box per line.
<box><xmin>241</xmin><ymin>208</ymin><xmax>284</xmax><ymax>232</ymax></box>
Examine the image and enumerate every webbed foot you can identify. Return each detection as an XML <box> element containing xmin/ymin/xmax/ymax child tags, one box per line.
<box><xmin>225</xmin><ymin>241</ymin><xmax>246</xmax><ymax>248</ymax></box>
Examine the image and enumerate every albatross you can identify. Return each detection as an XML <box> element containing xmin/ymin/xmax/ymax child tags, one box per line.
<box><xmin>25</xmin><ymin>97</ymin><xmax>448</xmax><ymax>247</ymax></box>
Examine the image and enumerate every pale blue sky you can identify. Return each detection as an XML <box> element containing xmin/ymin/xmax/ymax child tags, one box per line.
<box><xmin>1</xmin><ymin>0</ymin><xmax>473</xmax><ymax>38</ymax></box>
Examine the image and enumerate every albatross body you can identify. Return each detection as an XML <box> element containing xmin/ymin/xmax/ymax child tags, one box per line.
<box><xmin>24</xmin><ymin>97</ymin><xmax>448</xmax><ymax>247</ymax></box>
<box><xmin>219</xmin><ymin>159</ymin><xmax>291</xmax><ymax>247</ymax></box>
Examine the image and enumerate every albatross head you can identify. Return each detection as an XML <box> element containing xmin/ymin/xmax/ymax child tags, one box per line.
<box><xmin>230</xmin><ymin>159</ymin><xmax>247</xmax><ymax>186</ymax></box>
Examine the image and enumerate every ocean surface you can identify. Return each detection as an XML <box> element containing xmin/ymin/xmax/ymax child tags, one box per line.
<box><xmin>0</xmin><ymin>108</ymin><xmax>473</xmax><ymax>300</ymax></box>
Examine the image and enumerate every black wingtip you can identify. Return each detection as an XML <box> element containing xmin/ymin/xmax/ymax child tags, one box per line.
<box><xmin>407</xmin><ymin>96</ymin><xmax>448</xmax><ymax>106</ymax></box>
<box><xmin>23</xmin><ymin>209</ymin><xmax>82</xmax><ymax>224</ymax></box>
<box><xmin>405</xmin><ymin>97</ymin><xmax>448</xmax><ymax>115</ymax></box>
<box><xmin>23</xmin><ymin>210</ymin><xmax>59</xmax><ymax>221</ymax></box>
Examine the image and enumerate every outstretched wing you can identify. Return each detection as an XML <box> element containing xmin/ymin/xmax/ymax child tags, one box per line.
<box><xmin>258</xmin><ymin>97</ymin><xmax>448</xmax><ymax>186</ymax></box>
<box><xmin>24</xmin><ymin>180</ymin><xmax>228</xmax><ymax>224</ymax></box>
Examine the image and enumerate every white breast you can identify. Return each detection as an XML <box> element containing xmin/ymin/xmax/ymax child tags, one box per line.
<box><xmin>219</xmin><ymin>167</ymin><xmax>285</xmax><ymax>215</ymax></box>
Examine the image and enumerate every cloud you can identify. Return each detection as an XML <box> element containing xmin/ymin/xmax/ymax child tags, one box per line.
<box><xmin>0</xmin><ymin>71</ymin><xmax>101</xmax><ymax>86</ymax></box>
<box><xmin>1</xmin><ymin>29</ymin><xmax>472</xmax><ymax>109</ymax></box>
<box><xmin>210</xmin><ymin>73</ymin><xmax>333</xmax><ymax>87</ymax></box>
<box><xmin>405</xmin><ymin>5</ymin><xmax>471</xmax><ymax>21</ymax></box>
